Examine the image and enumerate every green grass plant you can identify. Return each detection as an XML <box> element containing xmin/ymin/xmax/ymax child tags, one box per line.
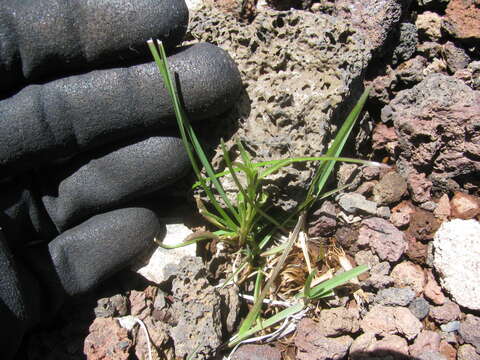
<box><xmin>148</xmin><ymin>39</ymin><xmax>373</xmax><ymax>348</ymax></box>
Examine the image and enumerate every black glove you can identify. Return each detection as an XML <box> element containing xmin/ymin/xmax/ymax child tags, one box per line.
<box><xmin>0</xmin><ymin>1</ymin><xmax>242</xmax><ymax>358</ymax></box>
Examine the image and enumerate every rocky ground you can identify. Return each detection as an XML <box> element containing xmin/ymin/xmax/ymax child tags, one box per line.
<box><xmin>23</xmin><ymin>0</ymin><xmax>480</xmax><ymax>359</ymax></box>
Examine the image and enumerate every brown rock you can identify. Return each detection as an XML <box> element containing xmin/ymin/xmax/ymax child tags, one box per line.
<box><xmin>372</xmin><ymin>123</ymin><xmax>398</xmax><ymax>153</ymax></box>
<box><xmin>390</xmin><ymin>200</ymin><xmax>416</xmax><ymax>228</ymax></box>
<box><xmin>83</xmin><ymin>318</ymin><xmax>132</xmax><ymax>360</ymax></box>
<box><xmin>295</xmin><ymin>318</ymin><xmax>353</xmax><ymax>360</ymax></box>
<box><xmin>355</xmin><ymin>181</ymin><xmax>377</xmax><ymax>197</ymax></box>
<box><xmin>408</xmin><ymin>171</ymin><xmax>433</xmax><ymax>204</ymax></box>
<box><xmin>405</xmin><ymin>233</ymin><xmax>428</xmax><ymax>264</ymax></box>
<box><xmin>434</xmin><ymin>194</ymin><xmax>451</xmax><ymax>219</ymax></box>
<box><xmin>308</xmin><ymin>201</ymin><xmax>337</xmax><ymax>237</ymax></box>
<box><xmin>349</xmin><ymin>332</ymin><xmax>409</xmax><ymax>359</ymax></box>
<box><xmin>409</xmin><ymin>330</ymin><xmax>441</xmax><ymax>358</ymax></box>
<box><xmin>360</xmin><ymin>305</ymin><xmax>423</xmax><ymax>340</ymax></box>
<box><xmin>232</xmin><ymin>344</ymin><xmax>282</xmax><ymax>360</ymax></box>
<box><xmin>129</xmin><ymin>290</ymin><xmax>149</xmax><ymax>319</ymax></box>
<box><xmin>458</xmin><ymin>344</ymin><xmax>480</xmax><ymax>360</ymax></box>
<box><xmin>373</xmin><ymin>172</ymin><xmax>407</xmax><ymax>205</ymax></box>
<box><xmin>444</xmin><ymin>0</ymin><xmax>480</xmax><ymax>41</ymax></box>
<box><xmin>459</xmin><ymin>314</ymin><xmax>480</xmax><ymax>352</ymax></box>
<box><xmin>443</xmin><ymin>41</ymin><xmax>471</xmax><ymax>73</ymax></box>
<box><xmin>406</xmin><ymin>208</ymin><xmax>441</xmax><ymax>241</ymax></box>
<box><xmin>429</xmin><ymin>301</ymin><xmax>461</xmax><ymax>324</ymax></box>
<box><xmin>423</xmin><ymin>269</ymin><xmax>446</xmax><ymax>305</ymax></box>
<box><xmin>383</xmin><ymin>74</ymin><xmax>480</xmax><ymax>194</ymax></box>
<box><xmin>450</xmin><ymin>192</ymin><xmax>480</xmax><ymax>219</ymax></box>
<box><xmin>318</xmin><ymin>307</ymin><xmax>360</xmax><ymax>337</ymax></box>
<box><xmin>134</xmin><ymin>317</ymin><xmax>170</xmax><ymax>360</ymax></box>
<box><xmin>362</xmin><ymin>166</ymin><xmax>381</xmax><ymax>180</ymax></box>
<box><xmin>391</xmin><ymin>261</ymin><xmax>426</xmax><ymax>295</ymax></box>
<box><xmin>439</xmin><ymin>340</ymin><xmax>457</xmax><ymax>360</ymax></box>
<box><xmin>358</xmin><ymin>217</ymin><xmax>407</xmax><ymax>262</ymax></box>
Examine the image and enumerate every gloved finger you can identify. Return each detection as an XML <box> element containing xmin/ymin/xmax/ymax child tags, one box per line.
<box><xmin>0</xmin><ymin>43</ymin><xmax>242</xmax><ymax>177</ymax></box>
<box><xmin>47</xmin><ymin>207</ymin><xmax>164</xmax><ymax>296</ymax></box>
<box><xmin>0</xmin><ymin>0</ymin><xmax>188</xmax><ymax>91</ymax></box>
<box><xmin>41</xmin><ymin>132</ymin><xmax>189</xmax><ymax>231</ymax></box>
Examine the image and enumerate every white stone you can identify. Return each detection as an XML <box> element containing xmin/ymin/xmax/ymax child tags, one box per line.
<box><xmin>433</xmin><ymin>219</ymin><xmax>480</xmax><ymax>311</ymax></box>
<box><xmin>185</xmin><ymin>0</ymin><xmax>204</xmax><ymax>11</ymax></box>
<box><xmin>134</xmin><ymin>223</ymin><xmax>197</xmax><ymax>284</ymax></box>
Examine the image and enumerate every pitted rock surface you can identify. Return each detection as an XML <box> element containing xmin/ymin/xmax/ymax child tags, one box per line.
<box><xmin>433</xmin><ymin>219</ymin><xmax>480</xmax><ymax>311</ymax></box>
<box><xmin>381</xmin><ymin>74</ymin><xmax>480</xmax><ymax>193</ymax></box>
<box><xmin>167</xmin><ymin>256</ymin><xmax>239</xmax><ymax>359</ymax></box>
<box><xmin>189</xmin><ymin>5</ymin><xmax>374</xmax><ymax>210</ymax></box>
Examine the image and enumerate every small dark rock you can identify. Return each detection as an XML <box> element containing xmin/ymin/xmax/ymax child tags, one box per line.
<box><xmin>308</xmin><ymin>200</ymin><xmax>337</xmax><ymax>237</ymax></box>
<box><xmin>392</xmin><ymin>22</ymin><xmax>418</xmax><ymax>65</ymax></box>
<box><xmin>409</xmin><ymin>297</ymin><xmax>430</xmax><ymax>320</ymax></box>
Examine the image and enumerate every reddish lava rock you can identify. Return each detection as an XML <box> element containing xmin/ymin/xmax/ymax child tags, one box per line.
<box><xmin>390</xmin><ymin>201</ymin><xmax>416</xmax><ymax>228</ymax></box>
<box><xmin>434</xmin><ymin>194</ymin><xmax>451</xmax><ymax>220</ymax></box>
<box><xmin>450</xmin><ymin>192</ymin><xmax>480</xmax><ymax>219</ymax></box>
<box><xmin>83</xmin><ymin>318</ymin><xmax>131</xmax><ymax>360</ymax></box>
<box><xmin>232</xmin><ymin>344</ymin><xmax>282</xmax><ymax>360</ymax></box>
<box><xmin>444</xmin><ymin>0</ymin><xmax>480</xmax><ymax>42</ymax></box>
<box><xmin>424</xmin><ymin>269</ymin><xmax>446</xmax><ymax>305</ymax></box>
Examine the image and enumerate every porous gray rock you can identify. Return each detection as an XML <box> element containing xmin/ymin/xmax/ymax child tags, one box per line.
<box><xmin>232</xmin><ymin>344</ymin><xmax>282</xmax><ymax>360</ymax></box>
<box><xmin>167</xmin><ymin>256</ymin><xmax>239</xmax><ymax>360</ymax></box>
<box><xmin>443</xmin><ymin>41</ymin><xmax>471</xmax><ymax>73</ymax></box>
<box><xmin>433</xmin><ymin>219</ymin><xmax>480</xmax><ymax>311</ymax></box>
<box><xmin>382</xmin><ymin>74</ymin><xmax>480</xmax><ymax>193</ymax></box>
<box><xmin>189</xmin><ymin>3</ymin><xmax>404</xmax><ymax>211</ymax></box>
<box><xmin>392</xmin><ymin>22</ymin><xmax>419</xmax><ymax>65</ymax></box>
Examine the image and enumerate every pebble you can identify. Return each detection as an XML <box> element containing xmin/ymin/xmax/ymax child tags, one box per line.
<box><xmin>409</xmin><ymin>330</ymin><xmax>441</xmax><ymax>358</ymax></box>
<box><xmin>391</xmin><ymin>261</ymin><xmax>426</xmax><ymax>295</ymax></box>
<box><xmin>457</xmin><ymin>344</ymin><xmax>480</xmax><ymax>360</ymax></box>
<box><xmin>375</xmin><ymin>287</ymin><xmax>416</xmax><ymax>306</ymax></box>
<box><xmin>409</xmin><ymin>297</ymin><xmax>430</xmax><ymax>320</ymax></box>
<box><xmin>433</xmin><ymin>219</ymin><xmax>480</xmax><ymax>311</ymax></box>
<box><xmin>459</xmin><ymin>314</ymin><xmax>480</xmax><ymax>352</ymax></box>
<box><xmin>450</xmin><ymin>192</ymin><xmax>480</xmax><ymax>219</ymax></box>
<box><xmin>360</xmin><ymin>305</ymin><xmax>423</xmax><ymax>340</ymax></box>
<box><xmin>358</xmin><ymin>218</ymin><xmax>407</xmax><ymax>262</ymax></box>
<box><xmin>337</xmin><ymin>192</ymin><xmax>377</xmax><ymax>215</ymax></box>
<box><xmin>440</xmin><ymin>321</ymin><xmax>460</xmax><ymax>333</ymax></box>
<box><xmin>376</xmin><ymin>206</ymin><xmax>391</xmax><ymax>219</ymax></box>
<box><xmin>373</xmin><ymin>171</ymin><xmax>407</xmax><ymax>205</ymax></box>
<box><xmin>232</xmin><ymin>344</ymin><xmax>281</xmax><ymax>360</ymax></box>
<box><xmin>429</xmin><ymin>301</ymin><xmax>461</xmax><ymax>324</ymax></box>
<box><xmin>424</xmin><ymin>269</ymin><xmax>446</xmax><ymax>305</ymax></box>
<box><xmin>434</xmin><ymin>194</ymin><xmax>451</xmax><ymax>219</ymax></box>
<box><xmin>390</xmin><ymin>201</ymin><xmax>416</xmax><ymax>228</ymax></box>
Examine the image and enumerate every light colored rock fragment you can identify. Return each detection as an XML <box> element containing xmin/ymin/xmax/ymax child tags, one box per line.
<box><xmin>134</xmin><ymin>223</ymin><xmax>197</xmax><ymax>284</ymax></box>
<box><xmin>433</xmin><ymin>219</ymin><xmax>480</xmax><ymax>311</ymax></box>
